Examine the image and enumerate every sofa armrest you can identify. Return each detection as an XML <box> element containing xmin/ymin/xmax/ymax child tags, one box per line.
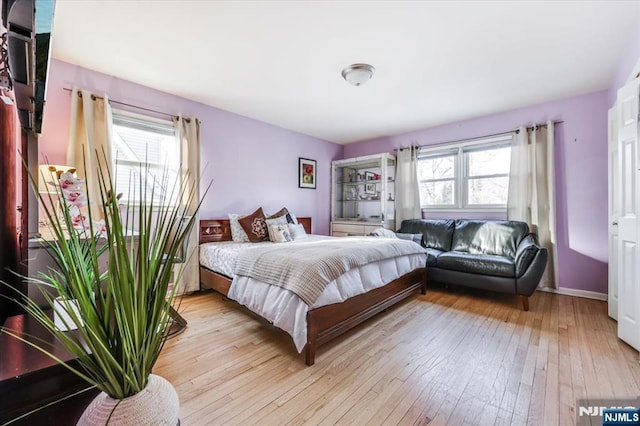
<box><xmin>514</xmin><ymin>233</ymin><xmax>548</xmax><ymax>297</ymax></box>
<box><xmin>515</xmin><ymin>234</ymin><xmax>542</xmax><ymax>277</ymax></box>
<box><xmin>516</xmin><ymin>248</ymin><xmax>548</xmax><ymax>296</ymax></box>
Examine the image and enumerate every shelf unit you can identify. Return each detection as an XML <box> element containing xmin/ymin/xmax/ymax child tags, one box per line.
<box><xmin>331</xmin><ymin>153</ymin><xmax>396</xmax><ymax>236</ymax></box>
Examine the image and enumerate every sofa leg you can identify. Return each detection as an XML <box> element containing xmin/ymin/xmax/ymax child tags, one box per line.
<box><xmin>519</xmin><ymin>295</ymin><xmax>530</xmax><ymax>311</ymax></box>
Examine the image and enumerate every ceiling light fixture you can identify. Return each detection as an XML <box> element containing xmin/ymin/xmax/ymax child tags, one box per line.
<box><xmin>341</xmin><ymin>63</ymin><xmax>375</xmax><ymax>86</ymax></box>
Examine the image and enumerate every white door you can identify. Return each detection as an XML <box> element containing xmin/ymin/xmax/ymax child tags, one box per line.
<box><xmin>616</xmin><ymin>78</ymin><xmax>640</xmax><ymax>351</ymax></box>
<box><xmin>608</xmin><ymin>105</ymin><xmax>619</xmax><ymax>320</ymax></box>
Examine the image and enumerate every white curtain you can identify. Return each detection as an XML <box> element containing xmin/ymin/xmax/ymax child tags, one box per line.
<box><xmin>174</xmin><ymin>116</ymin><xmax>200</xmax><ymax>293</ymax></box>
<box><xmin>66</xmin><ymin>88</ymin><xmax>113</xmax><ymax>220</ymax></box>
<box><xmin>395</xmin><ymin>146</ymin><xmax>421</xmax><ymax>229</ymax></box>
<box><xmin>507</xmin><ymin>121</ymin><xmax>558</xmax><ymax>289</ymax></box>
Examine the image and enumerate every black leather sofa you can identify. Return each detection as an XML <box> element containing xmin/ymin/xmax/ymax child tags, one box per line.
<box><xmin>398</xmin><ymin>219</ymin><xmax>548</xmax><ymax>310</ymax></box>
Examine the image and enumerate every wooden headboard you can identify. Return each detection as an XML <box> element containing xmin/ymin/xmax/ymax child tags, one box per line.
<box><xmin>200</xmin><ymin>217</ymin><xmax>312</xmax><ymax>244</ymax></box>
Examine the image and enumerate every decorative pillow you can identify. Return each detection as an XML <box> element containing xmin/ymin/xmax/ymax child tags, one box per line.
<box><xmin>368</xmin><ymin>228</ymin><xmax>398</xmax><ymax>238</ymax></box>
<box><xmin>265</xmin><ymin>215</ymin><xmax>289</xmax><ymax>241</ymax></box>
<box><xmin>288</xmin><ymin>223</ymin><xmax>308</xmax><ymax>240</ymax></box>
<box><xmin>267</xmin><ymin>207</ymin><xmax>289</xmax><ymax>219</ymax></box>
<box><xmin>268</xmin><ymin>207</ymin><xmax>298</xmax><ymax>224</ymax></box>
<box><xmin>287</xmin><ymin>212</ymin><xmax>299</xmax><ymax>224</ymax></box>
<box><xmin>270</xmin><ymin>224</ymin><xmax>292</xmax><ymax>243</ymax></box>
<box><xmin>238</xmin><ymin>207</ymin><xmax>269</xmax><ymax>242</ymax></box>
<box><xmin>228</xmin><ymin>213</ymin><xmax>250</xmax><ymax>242</ymax></box>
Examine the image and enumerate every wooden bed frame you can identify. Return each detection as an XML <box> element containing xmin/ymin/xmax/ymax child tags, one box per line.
<box><xmin>199</xmin><ymin>218</ymin><xmax>426</xmax><ymax>366</ymax></box>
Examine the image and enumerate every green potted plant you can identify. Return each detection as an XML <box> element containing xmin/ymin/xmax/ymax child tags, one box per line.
<box><xmin>2</xmin><ymin>155</ymin><xmax>203</xmax><ymax>424</ymax></box>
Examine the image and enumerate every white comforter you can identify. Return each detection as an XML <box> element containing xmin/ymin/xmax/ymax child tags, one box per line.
<box><xmin>200</xmin><ymin>236</ymin><xmax>426</xmax><ymax>352</ymax></box>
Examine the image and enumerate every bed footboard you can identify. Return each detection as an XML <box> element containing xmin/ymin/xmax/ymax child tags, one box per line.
<box><xmin>305</xmin><ymin>267</ymin><xmax>426</xmax><ymax>366</ymax></box>
<box><xmin>200</xmin><ymin>266</ymin><xmax>232</xmax><ymax>296</ymax></box>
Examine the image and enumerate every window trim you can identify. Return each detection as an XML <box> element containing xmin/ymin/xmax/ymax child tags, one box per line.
<box><xmin>418</xmin><ymin>134</ymin><xmax>513</xmax><ymax>210</ymax></box>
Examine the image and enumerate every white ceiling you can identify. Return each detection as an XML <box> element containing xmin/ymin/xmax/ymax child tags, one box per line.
<box><xmin>50</xmin><ymin>1</ymin><xmax>640</xmax><ymax>144</ymax></box>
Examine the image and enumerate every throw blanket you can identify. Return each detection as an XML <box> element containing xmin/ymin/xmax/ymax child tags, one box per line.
<box><xmin>234</xmin><ymin>237</ymin><xmax>426</xmax><ymax>305</ymax></box>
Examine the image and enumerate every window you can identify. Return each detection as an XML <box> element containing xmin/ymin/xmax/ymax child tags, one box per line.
<box><xmin>464</xmin><ymin>144</ymin><xmax>511</xmax><ymax>206</ymax></box>
<box><xmin>111</xmin><ymin>111</ymin><xmax>180</xmax><ymax>205</ymax></box>
<box><xmin>417</xmin><ymin>149</ymin><xmax>457</xmax><ymax>208</ymax></box>
<box><xmin>417</xmin><ymin>135</ymin><xmax>512</xmax><ymax>210</ymax></box>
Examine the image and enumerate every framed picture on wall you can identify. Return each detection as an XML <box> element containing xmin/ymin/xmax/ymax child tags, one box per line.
<box><xmin>299</xmin><ymin>158</ymin><xmax>317</xmax><ymax>189</ymax></box>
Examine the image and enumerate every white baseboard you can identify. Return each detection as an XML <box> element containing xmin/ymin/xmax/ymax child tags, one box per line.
<box><xmin>536</xmin><ymin>286</ymin><xmax>607</xmax><ymax>302</ymax></box>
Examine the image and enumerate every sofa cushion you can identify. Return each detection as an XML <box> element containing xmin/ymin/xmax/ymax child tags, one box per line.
<box><xmin>395</xmin><ymin>232</ymin><xmax>423</xmax><ymax>245</ymax></box>
<box><xmin>436</xmin><ymin>251</ymin><xmax>515</xmax><ymax>277</ymax></box>
<box><xmin>399</xmin><ymin>219</ymin><xmax>455</xmax><ymax>251</ymax></box>
<box><xmin>451</xmin><ymin>220</ymin><xmax>528</xmax><ymax>259</ymax></box>
<box><xmin>425</xmin><ymin>248</ymin><xmax>443</xmax><ymax>267</ymax></box>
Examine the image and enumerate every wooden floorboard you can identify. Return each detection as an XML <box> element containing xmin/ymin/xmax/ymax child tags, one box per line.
<box><xmin>153</xmin><ymin>285</ymin><xmax>640</xmax><ymax>425</ymax></box>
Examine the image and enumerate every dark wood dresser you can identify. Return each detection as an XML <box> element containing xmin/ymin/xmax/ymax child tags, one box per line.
<box><xmin>0</xmin><ymin>313</ymin><xmax>99</xmax><ymax>425</ymax></box>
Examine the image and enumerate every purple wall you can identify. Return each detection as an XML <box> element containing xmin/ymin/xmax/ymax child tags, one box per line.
<box><xmin>40</xmin><ymin>22</ymin><xmax>640</xmax><ymax>294</ymax></box>
<box><xmin>39</xmin><ymin>60</ymin><xmax>343</xmax><ymax>235</ymax></box>
<box><xmin>344</xmin><ymin>91</ymin><xmax>609</xmax><ymax>294</ymax></box>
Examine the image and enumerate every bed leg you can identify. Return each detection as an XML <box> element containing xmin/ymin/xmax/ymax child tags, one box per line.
<box><xmin>519</xmin><ymin>295</ymin><xmax>530</xmax><ymax>311</ymax></box>
<box><xmin>305</xmin><ymin>314</ymin><xmax>317</xmax><ymax>366</ymax></box>
<box><xmin>305</xmin><ymin>343</ymin><xmax>316</xmax><ymax>366</ymax></box>
<box><xmin>421</xmin><ymin>268</ymin><xmax>427</xmax><ymax>295</ymax></box>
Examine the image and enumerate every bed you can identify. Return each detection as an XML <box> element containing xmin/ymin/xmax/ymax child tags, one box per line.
<box><xmin>198</xmin><ymin>217</ymin><xmax>427</xmax><ymax>366</ymax></box>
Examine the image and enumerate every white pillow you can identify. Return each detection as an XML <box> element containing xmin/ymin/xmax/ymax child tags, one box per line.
<box><xmin>369</xmin><ymin>228</ymin><xmax>398</xmax><ymax>238</ymax></box>
<box><xmin>288</xmin><ymin>223</ymin><xmax>308</xmax><ymax>240</ymax></box>
<box><xmin>265</xmin><ymin>215</ymin><xmax>289</xmax><ymax>241</ymax></box>
<box><xmin>228</xmin><ymin>213</ymin><xmax>250</xmax><ymax>242</ymax></box>
<box><xmin>270</xmin><ymin>224</ymin><xmax>292</xmax><ymax>243</ymax></box>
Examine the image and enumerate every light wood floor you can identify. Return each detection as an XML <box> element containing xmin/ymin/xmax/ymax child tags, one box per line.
<box><xmin>154</xmin><ymin>285</ymin><xmax>640</xmax><ymax>425</ymax></box>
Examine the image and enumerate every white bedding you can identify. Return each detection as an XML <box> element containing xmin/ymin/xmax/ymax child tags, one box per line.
<box><xmin>199</xmin><ymin>235</ymin><xmax>329</xmax><ymax>277</ymax></box>
<box><xmin>199</xmin><ymin>236</ymin><xmax>426</xmax><ymax>352</ymax></box>
<box><xmin>200</xmin><ymin>240</ymin><xmax>270</xmax><ymax>277</ymax></box>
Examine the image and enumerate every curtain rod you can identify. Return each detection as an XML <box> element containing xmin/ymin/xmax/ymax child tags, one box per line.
<box><xmin>62</xmin><ymin>87</ymin><xmax>191</xmax><ymax>121</ymax></box>
<box><xmin>395</xmin><ymin>120</ymin><xmax>564</xmax><ymax>151</ymax></box>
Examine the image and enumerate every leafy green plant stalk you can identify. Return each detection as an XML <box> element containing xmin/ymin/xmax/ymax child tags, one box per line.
<box><xmin>2</xmin><ymin>151</ymin><xmax>205</xmax><ymax>399</ymax></box>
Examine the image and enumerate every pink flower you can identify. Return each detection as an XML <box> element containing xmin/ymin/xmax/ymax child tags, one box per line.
<box><xmin>72</xmin><ymin>214</ymin><xmax>88</xmax><ymax>230</ymax></box>
<box><xmin>63</xmin><ymin>190</ymin><xmax>88</xmax><ymax>208</ymax></box>
<box><xmin>51</xmin><ymin>170</ymin><xmax>108</xmax><ymax>239</ymax></box>
<box><xmin>59</xmin><ymin>172</ymin><xmax>84</xmax><ymax>191</ymax></box>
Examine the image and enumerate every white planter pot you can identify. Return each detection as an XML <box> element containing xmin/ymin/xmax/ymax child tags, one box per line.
<box><xmin>78</xmin><ymin>374</ymin><xmax>180</xmax><ymax>426</ymax></box>
<box><xmin>53</xmin><ymin>296</ymin><xmax>83</xmax><ymax>331</ymax></box>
